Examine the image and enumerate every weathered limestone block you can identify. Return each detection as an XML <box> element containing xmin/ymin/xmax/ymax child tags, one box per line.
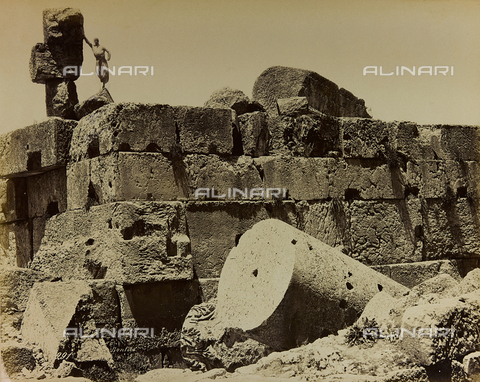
<box><xmin>186</xmin><ymin>201</ymin><xmax>297</xmax><ymax>278</ymax></box>
<box><xmin>427</xmin><ymin>124</ymin><xmax>480</xmax><ymax>161</ymax></box>
<box><xmin>340</xmin><ymin>118</ymin><xmax>391</xmax><ymax>159</ymax></box>
<box><xmin>296</xmin><ymin>200</ymin><xmax>348</xmax><ymax>250</ymax></box>
<box><xmin>174</xmin><ymin>106</ymin><xmax>234</xmax><ymax>154</ymax></box>
<box><xmin>0</xmin><ymin>118</ymin><xmax>76</xmax><ymax>177</ymax></box>
<box><xmin>67</xmin><ymin>152</ymin><xmax>182</xmax><ymax>210</ymax></box>
<box><xmin>216</xmin><ymin>219</ymin><xmax>408</xmax><ymax>350</ymax></box>
<box><xmin>0</xmin><ymin>177</ymin><xmax>28</xmax><ymax>223</ymax></box>
<box><xmin>455</xmin><ymin>268</ymin><xmax>480</xmax><ymax>295</ymax></box>
<box><xmin>405</xmin><ymin>273</ymin><xmax>460</xmax><ymax>306</ymax></box>
<box><xmin>42</xmin><ymin>8</ymin><xmax>84</xmax><ymax>72</ymax></box>
<box><xmin>29</xmin><ymin>43</ymin><xmax>63</xmax><ymax>83</ymax></box>
<box><xmin>330</xmin><ymin>159</ymin><xmax>405</xmax><ymax>199</ymax></box>
<box><xmin>0</xmin><ymin>221</ymin><xmax>32</xmax><ymax>268</ymax></box>
<box><xmin>392</xmin><ymin>122</ymin><xmax>436</xmax><ymax>161</ymax></box>
<box><xmin>400</xmin><ymin>290</ymin><xmax>480</xmax><ymax>366</ymax></box>
<box><xmin>252</xmin><ymin>66</ymin><xmax>371</xmax><ymax>118</ymax></box>
<box><xmin>204</xmin><ymin>87</ymin><xmax>263</xmax><ymax>116</ymax></box>
<box><xmin>237</xmin><ymin>112</ymin><xmax>270</xmax><ymax>157</ymax></box>
<box><xmin>27</xmin><ymin>168</ymin><xmax>66</xmax><ymax>218</ymax></box>
<box><xmin>348</xmin><ymin>199</ymin><xmax>423</xmax><ymax>265</ymax></box>
<box><xmin>185</xmin><ymin>155</ymin><xmax>263</xmax><ymax>199</ymax></box>
<box><xmin>371</xmin><ymin>259</ymin><xmax>461</xmax><ymax>288</ymax></box>
<box><xmin>45</xmin><ymin>79</ymin><xmax>78</xmax><ymax>119</ymax></box>
<box><xmin>70</xmin><ymin>103</ymin><xmax>177</xmax><ymax>162</ymax></box>
<box><xmin>74</xmin><ymin>88</ymin><xmax>114</xmax><ymax>120</ymax></box>
<box><xmin>198</xmin><ymin>278</ymin><xmax>220</xmax><ymax>302</ymax></box>
<box><xmin>31</xmin><ymin>202</ymin><xmax>193</xmax><ymax>283</ymax></box>
<box><xmin>254</xmin><ymin>156</ymin><xmax>330</xmax><ymax>200</ymax></box>
<box><xmin>276</xmin><ymin>97</ymin><xmax>309</xmax><ymax>116</ymax></box>
<box><xmin>270</xmin><ymin>112</ymin><xmax>341</xmax><ymax>157</ymax></box>
<box><xmin>423</xmin><ymin>198</ymin><xmax>480</xmax><ymax>260</ymax></box>
<box><xmin>22</xmin><ymin>280</ymin><xmax>92</xmax><ymax>363</ymax></box>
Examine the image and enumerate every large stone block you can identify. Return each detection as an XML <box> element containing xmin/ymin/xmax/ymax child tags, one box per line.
<box><xmin>27</xmin><ymin>167</ymin><xmax>66</xmax><ymax>218</ymax></box>
<box><xmin>348</xmin><ymin>199</ymin><xmax>423</xmax><ymax>265</ymax></box>
<box><xmin>70</xmin><ymin>103</ymin><xmax>177</xmax><ymax>162</ymax></box>
<box><xmin>423</xmin><ymin>198</ymin><xmax>480</xmax><ymax>260</ymax></box>
<box><xmin>186</xmin><ymin>155</ymin><xmax>263</xmax><ymax>199</ymax></box>
<box><xmin>254</xmin><ymin>156</ymin><xmax>330</xmax><ymax>200</ymax></box>
<box><xmin>216</xmin><ymin>219</ymin><xmax>408</xmax><ymax>351</ymax></box>
<box><xmin>428</xmin><ymin>124</ymin><xmax>480</xmax><ymax>161</ymax></box>
<box><xmin>340</xmin><ymin>118</ymin><xmax>391</xmax><ymax>159</ymax></box>
<box><xmin>186</xmin><ymin>201</ymin><xmax>297</xmax><ymax>278</ymax></box>
<box><xmin>237</xmin><ymin>112</ymin><xmax>270</xmax><ymax>157</ymax></box>
<box><xmin>0</xmin><ymin>118</ymin><xmax>76</xmax><ymax>177</ymax></box>
<box><xmin>0</xmin><ymin>221</ymin><xmax>32</xmax><ymax>268</ymax></box>
<box><xmin>174</xmin><ymin>106</ymin><xmax>234</xmax><ymax>155</ymax></box>
<box><xmin>0</xmin><ymin>177</ymin><xmax>28</xmax><ymax>223</ymax></box>
<box><xmin>31</xmin><ymin>202</ymin><xmax>193</xmax><ymax>283</ymax></box>
<box><xmin>67</xmin><ymin>152</ymin><xmax>183</xmax><ymax>210</ymax></box>
<box><xmin>45</xmin><ymin>79</ymin><xmax>78</xmax><ymax>119</ymax></box>
<box><xmin>252</xmin><ymin>66</ymin><xmax>371</xmax><ymax>118</ymax></box>
<box><xmin>204</xmin><ymin>87</ymin><xmax>263</xmax><ymax>116</ymax></box>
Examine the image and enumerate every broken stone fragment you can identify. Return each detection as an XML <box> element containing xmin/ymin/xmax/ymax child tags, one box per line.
<box><xmin>276</xmin><ymin>97</ymin><xmax>309</xmax><ymax>116</ymax></box>
<box><xmin>29</xmin><ymin>43</ymin><xmax>64</xmax><ymax>83</ymax></box>
<box><xmin>204</xmin><ymin>87</ymin><xmax>264</xmax><ymax>116</ymax></box>
<box><xmin>237</xmin><ymin>112</ymin><xmax>270</xmax><ymax>157</ymax></box>
<box><xmin>74</xmin><ymin>88</ymin><xmax>114</xmax><ymax>120</ymax></box>
<box><xmin>45</xmin><ymin>79</ymin><xmax>79</xmax><ymax>119</ymax></box>
<box><xmin>21</xmin><ymin>280</ymin><xmax>91</xmax><ymax>363</ymax></box>
<box><xmin>252</xmin><ymin>66</ymin><xmax>371</xmax><ymax>118</ymax></box>
<box><xmin>215</xmin><ymin>219</ymin><xmax>408</xmax><ymax>351</ymax></box>
<box><xmin>0</xmin><ymin>343</ymin><xmax>35</xmax><ymax>375</ymax></box>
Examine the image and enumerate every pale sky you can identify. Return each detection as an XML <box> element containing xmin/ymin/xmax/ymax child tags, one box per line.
<box><xmin>1</xmin><ymin>0</ymin><xmax>479</xmax><ymax>135</ymax></box>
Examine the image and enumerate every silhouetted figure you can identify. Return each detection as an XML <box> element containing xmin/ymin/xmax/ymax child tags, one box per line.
<box><xmin>84</xmin><ymin>35</ymin><xmax>111</xmax><ymax>88</ymax></box>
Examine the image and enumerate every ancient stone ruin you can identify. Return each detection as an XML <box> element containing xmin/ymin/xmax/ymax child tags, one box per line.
<box><xmin>1</xmin><ymin>7</ymin><xmax>480</xmax><ymax>382</ymax></box>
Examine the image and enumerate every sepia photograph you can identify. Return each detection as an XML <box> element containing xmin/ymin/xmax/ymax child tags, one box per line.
<box><xmin>1</xmin><ymin>1</ymin><xmax>480</xmax><ymax>381</ymax></box>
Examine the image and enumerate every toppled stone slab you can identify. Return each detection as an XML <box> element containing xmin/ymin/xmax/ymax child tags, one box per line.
<box><xmin>74</xmin><ymin>88</ymin><xmax>114</xmax><ymax>120</ymax></box>
<box><xmin>371</xmin><ymin>259</ymin><xmax>461</xmax><ymax>288</ymax></box>
<box><xmin>186</xmin><ymin>201</ymin><xmax>297</xmax><ymax>278</ymax></box>
<box><xmin>237</xmin><ymin>112</ymin><xmax>270</xmax><ymax>157</ymax></box>
<box><xmin>174</xmin><ymin>106</ymin><xmax>235</xmax><ymax>155</ymax></box>
<box><xmin>31</xmin><ymin>201</ymin><xmax>193</xmax><ymax>283</ymax></box>
<box><xmin>204</xmin><ymin>87</ymin><xmax>264</xmax><ymax>116</ymax></box>
<box><xmin>70</xmin><ymin>103</ymin><xmax>177</xmax><ymax>161</ymax></box>
<box><xmin>0</xmin><ymin>118</ymin><xmax>77</xmax><ymax>177</ymax></box>
<box><xmin>21</xmin><ymin>280</ymin><xmax>91</xmax><ymax>363</ymax></box>
<box><xmin>252</xmin><ymin>66</ymin><xmax>371</xmax><ymax>118</ymax></box>
<box><xmin>216</xmin><ymin>219</ymin><xmax>408</xmax><ymax>351</ymax></box>
<box><xmin>67</xmin><ymin>152</ymin><xmax>184</xmax><ymax>209</ymax></box>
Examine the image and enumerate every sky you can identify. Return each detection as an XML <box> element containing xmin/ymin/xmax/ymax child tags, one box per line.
<box><xmin>1</xmin><ymin>0</ymin><xmax>479</xmax><ymax>135</ymax></box>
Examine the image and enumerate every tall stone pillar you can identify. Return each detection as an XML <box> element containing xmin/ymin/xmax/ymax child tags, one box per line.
<box><xmin>29</xmin><ymin>8</ymin><xmax>84</xmax><ymax>119</ymax></box>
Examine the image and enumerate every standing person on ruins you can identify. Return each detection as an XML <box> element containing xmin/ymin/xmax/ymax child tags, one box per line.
<box><xmin>83</xmin><ymin>34</ymin><xmax>111</xmax><ymax>88</ymax></box>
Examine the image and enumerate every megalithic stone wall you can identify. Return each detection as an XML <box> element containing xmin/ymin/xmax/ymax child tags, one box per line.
<box><xmin>1</xmin><ymin>64</ymin><xmax>480</xmax><ymax>376</ymax></box>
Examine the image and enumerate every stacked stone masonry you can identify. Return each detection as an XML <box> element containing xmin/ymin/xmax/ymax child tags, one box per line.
<box><xmin>1</xmin><ymin>94</ymin><xmax>479</xmax><ymax>379</ymax></box>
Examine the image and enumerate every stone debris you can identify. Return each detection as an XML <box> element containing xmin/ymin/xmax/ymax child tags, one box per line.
<box><xmin>204</xmin><ymin>87</ymin><xmax>264</xmax><ymax>116</ymax></box>
<box><xmin>74</xmin><ymin>88</ymin><xmax>114</xmax><ymax>120</ymax></box>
